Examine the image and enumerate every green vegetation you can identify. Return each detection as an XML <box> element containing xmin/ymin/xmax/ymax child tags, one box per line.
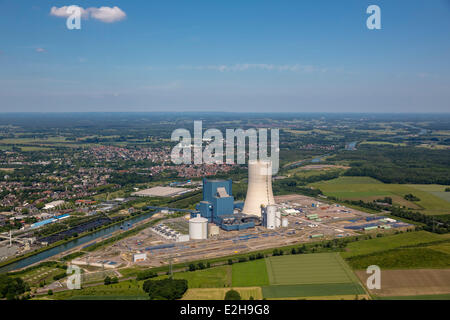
<box><xmin>231</xmin><ymin>259</ymin><xmax>269</xmax><ymax>287</ymax></box>
<box><xmin>156</xmin><ymin>266</ymin><xmax>232</xmax><ymax>288</ymax></box>
<box><xmin>0</xmin><ymin>274</ymin><xmax>29</xmax><ymax>300</ymax></box>
<box><xmin>346</xmin><ymin>247</ymin><xmax>450</xmax><ymax>269</ymax></box>
<box><xmin>135</xmin><ymin>270</ymin><xmax>158</xmax><ymax>281</ymax></box>
<box><xmin>61</xmin><ymin>251</ymin><xmax>85</xmax><ymax>261</ymax></box>
<box><xmin>51</xmin><ymin>280</ymin><xmax>147</xmax><ymax>300</ymax></box>
<box><xmin>142</xmin><ymin>278</ymin><xmax>188</xmax><ymax>300</ymax></box>
<box><xmin>404</xmin><ymin>193</ymin><xmax>420</xmax><ymax>201</ymax></box>
<box><xmin>224</xmin><ymin>289</ymin><xmax>241</xmax><ymax>300</ymax></box>
<box><xmin>262</xmin><ymin>283</ymin><xmax>365</xmax><ymax>299</ymax></box>
<box><xmin>311</xmin><ymin>176</ymin><xmax>450</xmax><ymax>215</ymax></box>
<box><xmin>341</xmin><ymin>231</ymin><xmax>450</xmax><ymax>258</ymax></box>
<box><xmin>104</xmin><ymin>276</ymin><xmax>119</xmax><ymax>285</ymax></box>
<box><xmin>333</xmin><ymin>145</ymin><xmax>450</xmax><ymax>185</ymax></box>
<box><xmin>266</xmin><ymin>253</ymin><xmax>358</xmax><ymax>285</ymax></box>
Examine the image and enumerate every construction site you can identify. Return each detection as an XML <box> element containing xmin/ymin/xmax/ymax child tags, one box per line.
<box><xmin>74</xmin><ymin>192</ymin><xmax>411</xmax><ymax>269</ymax></box>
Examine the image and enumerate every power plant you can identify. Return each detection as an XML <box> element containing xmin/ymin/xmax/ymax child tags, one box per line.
<box><xmin>191</xmin><ymin>159</ymin><xmax>278</xmax><ymax>236</ymax></box>
<box><xmin>242</xmin><ymin>160</ymin><xmax>275</xmax><ymax>217</ymax></box>
<box><xmin>195</xmin><ymin>178</ymin><xmax>257</xmax><ymax>231</ymax></box>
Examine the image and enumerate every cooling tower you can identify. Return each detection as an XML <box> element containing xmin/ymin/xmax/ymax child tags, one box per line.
<box><xmin>243</xmin><ymin>160</ymin><xmax>275</xmax><ymax>217</ymax></box>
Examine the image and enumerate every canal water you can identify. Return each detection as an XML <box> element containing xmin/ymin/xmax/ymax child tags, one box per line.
<box><xmin>0</xmin><ymin>211</ymin><xmax>155</xmax><ymax>273</ymax></box>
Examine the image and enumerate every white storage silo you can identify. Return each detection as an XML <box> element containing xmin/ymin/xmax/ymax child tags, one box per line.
<box><xmin>262</xmin><ymin>205</ymin><xmax>276</xmax><ymax>229</ymax></box>
<box><xmin>281</xmin><ymin>217</ymin><xmax>288</xmax><ymax>228</ymax></box>
<box><xmin>243</xmin><ymin>160</ymin><xmax>276</xmax><ymax>217</ymax></box>
<box><xmin>189</xmin><ymin>214</ymin><xmax>208</xmax><ymax>240</ymax></box>
<box><xmin>275</xmin><ymin>210</ymin><xmax>281</xmax><ymax>228</ymax></box>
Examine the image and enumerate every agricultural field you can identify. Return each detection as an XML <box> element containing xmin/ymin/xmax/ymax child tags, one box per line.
<box><xmin>266</xmin><ymin>253</ymin><xmax>357</xmax><ymax>285</ymax></box>
<box><xmin>377</xmin><ymin>294</ymin><xmax>450</xmax><ymax>300</ymax></box>
<box><xmin>262</xmin><ymin>283</ymin><xmax>365</xmax><ymax>299</ymax></box>
<box><xmin>355</xmin><ymin>269</ymin><xmax>450</xmax><ymax>298</ymax></box>
<box><xmin>49</xmin><ymin>279</ymin><xmax>147</xmax><ymax>300</ymax></box>
<box><xmin>155</xmin><ymin>265</ymin><xmax>232</xmax><ymax>288</ymax></box>
<box><xmin>346</xmin><ymin>247</ymin><xmax>450</xmax><ymax>270</ymax></box>
<box><xmin>261</xmin><ymin>253</ymin><xmax>364</xmax><ymax>299</ymax></box>
<box><xmin>311</xmin><ymin>176</ymin><xmax>450</xmax><ymax>215</ymax></box>
<box><xmin>231</xmin><ymin>259</ymin><xmax>269</xmax><ymax>287</ymax></box>
<box><xmin>182</xmin><ymin>287</ymin><xmax>262</xmax><ymax>300</ymax></box>
<box><xmin>341</xmin><ymin>231</ymin><xmax>450</xmax><ymax>259</ymax></box>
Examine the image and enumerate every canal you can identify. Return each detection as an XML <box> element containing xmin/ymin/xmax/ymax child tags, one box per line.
<box><xmin>0</xmin><ymin>211</ymin><xmax>156</xmax><ymax>273</ymax></box>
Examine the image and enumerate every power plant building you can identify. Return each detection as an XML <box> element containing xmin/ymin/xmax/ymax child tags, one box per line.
<box><xmin>243</xmin><ymin>160</ymin><xmax>275</xmax><ymax>217</ymax></box>
<box><xmin>195</xmin><ymin>178</ymin><xmax>257</xmax><ymax>231</ymax></box>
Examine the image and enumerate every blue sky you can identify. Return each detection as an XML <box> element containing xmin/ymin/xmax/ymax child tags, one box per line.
<box><xmin>0</xmin><ymin>0</ymin><xmax>449</xmax><ymax>112</ymax></box>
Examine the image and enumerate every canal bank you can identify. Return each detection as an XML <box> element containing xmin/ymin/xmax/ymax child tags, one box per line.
<box><xmin>0</xmin><ymin>211</ymin><xmax>157</xmax><ymax>273</ymax></box>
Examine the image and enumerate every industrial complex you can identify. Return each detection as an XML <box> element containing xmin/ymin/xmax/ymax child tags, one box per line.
<box><xmin>70</xmin><ymin>160</ymin><xmax>412</xmax><ymax>269</ymax></box>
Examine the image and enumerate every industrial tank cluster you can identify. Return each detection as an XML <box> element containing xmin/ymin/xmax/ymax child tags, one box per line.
<box><xmin>187</xmin><ymin>159</ymin><xmax>288</xmax><ymax>239</ymax></box>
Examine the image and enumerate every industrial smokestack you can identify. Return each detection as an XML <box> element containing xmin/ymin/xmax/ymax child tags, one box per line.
<box><xmin>242</xmin><ymin>160</ymin><xmax>275</xmax><ymax>217</ymax></box>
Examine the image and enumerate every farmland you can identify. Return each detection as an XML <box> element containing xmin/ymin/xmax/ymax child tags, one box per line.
<box><xmin>231</xmin><ymin>259</ymin><xmax>269</xmax><ymax>287</ymax></box>
<box><xmin>347</xmin><ymin>247</ymin><xmax>450</xmax><ymax>269</ymax></box>
<box><xmin>262</xmin><ymin>283</ymin><xmax>365</xmax><ymax>299</ymax></box>
<box><xmin>51</xmin><ymin>279</ymin><xmax>147</xmax><ymax>300</ymax></box>
<box><xmin>155</xmin><ymin>265</ymin><xmax>232</xmax><ymax>288</ymax></box>
<box><xmin>311</xmin><ymin>176</ymin><xmax>450</xmax><ymax>215</ymax></box>
<box><xmin>182</xmin><ymin>287</ymin><xmax>263</xmax><ymax>300</ymax></box>
<box><xmin>355</xmin><ymin>269</ymin><xmax>450</xmax><ymax>297</ymax></box>
<box><xmin>261</xmin><ymin>253</ymin><xmax>365</xmax><ymax>299</ymax></box>
<box><xmin>341</xmin><ymin>231</ymin><xmax>450</xmax><ymax>258</ymax></box>
<box><xmin>266</xmin><ymin>253</ymin><xmax>357</xmax><ymax>285</ymax></box>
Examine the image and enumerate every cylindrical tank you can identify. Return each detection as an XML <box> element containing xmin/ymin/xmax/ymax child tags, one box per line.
<box><xmin>275</xmin><ymin>210</ymin><xmax>281</xmax><ymax>228</ymax></box>
<box><xmin>281</xmin><ymin>217</ymin><xmax>288</xmax><ymax>228</ymax></box>
<box><xmin>208</xmin><ymin>223</ymin><xmax>220</xmax><ymax>237</ymax></box>
<box><xmin>265</xmin><ymin>205</ymin><xmax>276</xmax><ymax>229</ymax></box>
<box><xmin>189</xmin><ymin>214</ymin><xmax>208</xmax><ymax>240</ymax></box>
<box><xmin>243</xmin><ymin>160</ymin><xmax>275</xmax><ymax>217</ymax></box>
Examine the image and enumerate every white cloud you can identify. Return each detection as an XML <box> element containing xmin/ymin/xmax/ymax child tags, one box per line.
<box><xmin>35</xmin><ymin>47</ymin><xmax>46</xmax><ymax>53</ymax></box>
<box><xmin>88</xmin><ymin>7</ymin><xmax>126</xmax><ymax>23</ymax></box>
<box><xmin>50</xmin><ymin>6</ymin><xmax>89</xmax><ymax>18</ymax></box>
<box><xmin>50</xmin><ymin>6</ymin><xmax>126</xmax><ymax>23</ymax></box>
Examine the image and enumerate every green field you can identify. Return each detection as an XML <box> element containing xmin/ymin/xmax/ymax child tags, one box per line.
<box><xmin>231</xmin><ymin>259</ymin><xmax>269</xmax><ymax>287</ymax></box>
<box><xmin>266</xmin><ymin>253</ymin><xmax>359</xmax><ymax>285</ymax></box>
<box><xmin>347</xmin><ymin>247</ymin><xmax>450</xmax><ymax>270</ymax></box>
<box><xmin>311</xmin><ymin>176</ymin><xmax>450</xmax><ymax>215</ymax></box>
<box><xmin>262</xmin><ymin>283</ymin><xmax>365</xmax><ymax>299</ymax></box>
<box><xmin>341</xmin><ymin>231</ymin><xmax>450</xmax><ymax>258</ymax></box>
<box><xmin>11</xmin><ymin>265</ymin><xmax>65</xmax><ymax>287</ymax></box>
<box><xmin>51</xmin><ymin>279</ymin><xmax>146</xmax><ymax>300</ymax></box>
<box><xmin>260</xmin><ymin>253</ymin><xmax>364</xmax><ymax>298</ymax></box>
<box><xmin>155</xmin><ymin>265</ymin><xmax>232</xmax><ymax>288</ymax></box>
